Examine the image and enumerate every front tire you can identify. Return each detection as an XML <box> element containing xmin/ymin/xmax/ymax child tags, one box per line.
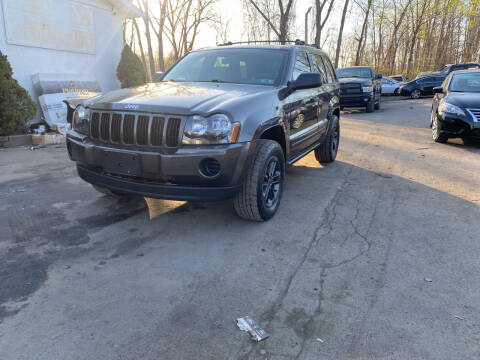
<box><xmin>315</xmin><ymin>114</ymin><xmax>340</xmax><ymax>164</ymax></box>
<box><xmin>366</xmin><ymin>99</ymin><xmax>375</xmax><ymax>113</ymax></box>
<box><xmin>431</xmin><ymin>112</ymin><xmax>447</xmax><ymax>143</ymax></box>
<box><xmin>234</xmin><ymin>140</ymin><xmax>285</xmax><ymax>222</ymax></box>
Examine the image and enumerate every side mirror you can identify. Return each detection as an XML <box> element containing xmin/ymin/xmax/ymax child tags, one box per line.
<box><xmin>375</xmin><ymin>74</ymin><xmax>383</xmax><ymax>80</ymax></box>
<box><xmin>433</xmin><ymin>86</ymin><xmax>444</xmax><ymax>94</ymax></box>
<box><xmin>278</xmin><ymin>73</ymin><xmax>323</xmax><ymax>100</ymax></box>
<box><xmin>292</xmin><ymin>73</ymin><xmax>323</xmax><ymax>91</ymax></box>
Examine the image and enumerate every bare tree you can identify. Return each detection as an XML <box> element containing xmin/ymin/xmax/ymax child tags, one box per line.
<box><xmin>354</xmin><ymin>0</ymin><xmax>372</xmax><ymax>65</ymax></box>
<box><xmin>334</xmin><ymin>0</ymin><xmax>350</xmax><ymax>67</ymax></box>
<box><xmin>313</xmin><ymin>0</ymin><xmax>335</xmax><ymax>46</ymax></box>
<box><xmin>245</xmin><ymin>0</ymin><xmax>296</xmax><ymax>43</ymax></box>
<box><xmin>164</xmin><ymin>0</ymin><xmax>218</xmax><ymax>61</ymax></box>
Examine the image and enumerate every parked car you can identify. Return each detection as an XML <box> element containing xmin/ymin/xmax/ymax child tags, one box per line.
<box><xmin>390</xmin><ymin>74</ymin><xmax>406</xmax><ymax>82</ymax></box>
<box><xmin>336</xmin><ymin>66</ymin><xmax>382</xmax><ymax>112</ymax></box>
<box><xmin>416</xmin><ymin>63</ymin><xmax>480</xmax><ymax>79</ymax></box>
<box><xmin>381</xmin><ymin>76</ymin><xmax>401</xmax><ymax>95</ymax></box>
<box><xmin>430</xmin><ymin>69</ymin><xmax>480</xmax><ymax>144</ymax></box>
<box><xmin>399</xmin><ymin>75</ymin><xmax>445</xmax><ymax>99</ymax></box>
<box><xmin>65</xmin><ymin>43</ymin><xmax>341</xmax><ymax>221</ymax></box>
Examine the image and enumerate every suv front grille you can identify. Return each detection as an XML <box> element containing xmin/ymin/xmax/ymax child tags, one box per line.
<box><xmin>89</xmin><ymin>112</ymin><xmax>183</xmax><ymax>147</ymax></box>
<box><xmin>340</xmin><ymin>83</ymin><xmax>362</xmax><ymax>94</ymax></box>
<box><xmin>467</xmin><ymin>109</ymin><xmax>480</xmax><ymax>121</ymax></box>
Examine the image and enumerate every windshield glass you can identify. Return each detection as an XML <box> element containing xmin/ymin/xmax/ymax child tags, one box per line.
<box><xmin>163</xmin><ymin>48</ymin><xmax>288</xmax><ymax>86</ymax></box>
<box><xmin>449</xmin><ymin>73</ymin><xmax>480</xmax><ymax>92</ymax></box>
<box><xmin>336</xmin><ymin>67</ymin><xmax>372</xmax><ymax>79</ymax></box>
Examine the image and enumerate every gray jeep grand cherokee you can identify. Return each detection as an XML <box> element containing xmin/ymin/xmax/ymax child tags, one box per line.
<box><xmin>66</xmin><ymin>43</ymin><xmax>340</xmax><ymax>221</ymax></box>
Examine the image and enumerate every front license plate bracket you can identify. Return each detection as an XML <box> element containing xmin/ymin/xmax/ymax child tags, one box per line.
<box><xmin>102</xmin><ymin>150</ymin><xmax>140</xmax><ymax>176</ymax></box>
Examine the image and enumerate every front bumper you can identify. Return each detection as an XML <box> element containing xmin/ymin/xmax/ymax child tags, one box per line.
<box><xmin>437</xmin><ymin>113</ymin><xmax>480</xmax><ymax>139</ymax></box>
<box><xmin>66</xmin><ymin>131</ymin><xmax>251</xmax><ymax>201</ymax></box>
<box><xmin>340</xmin><ymin>93</ymin><xmax>373</xmax><ymax>107</ymax></box>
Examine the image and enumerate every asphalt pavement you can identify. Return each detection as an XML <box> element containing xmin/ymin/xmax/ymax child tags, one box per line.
<box><xmin>1</xmin><ymin>98</ymin><xmax>479</xmax><ymax>360</ymax></box>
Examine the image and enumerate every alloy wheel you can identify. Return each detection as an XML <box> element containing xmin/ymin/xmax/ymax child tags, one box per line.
<box><xmin>262</xmin><ymin>157</ymin><xmax>282</xmax><ymax>209</ymax></box>
<box><xmin>431</xmin><ymin>113</ymin><xmax>439</xmax><ymax>140</ymax></box>
<box><xmin>331</xmin><ymin>119</ymin><xmax>340</xmax><ymax>157</ymax></box>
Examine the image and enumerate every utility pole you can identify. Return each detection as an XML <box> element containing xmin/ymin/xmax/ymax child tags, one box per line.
<box><xmin>305</xmin><ymin>7</ymin><xmax>312</xmax><ymax>43</ymax></box>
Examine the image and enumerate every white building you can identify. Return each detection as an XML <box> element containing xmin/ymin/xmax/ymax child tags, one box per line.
<box><xmin>0</xmin><ymin>0</ymin><xmax>141</xmax><ymax>123</ymax></box>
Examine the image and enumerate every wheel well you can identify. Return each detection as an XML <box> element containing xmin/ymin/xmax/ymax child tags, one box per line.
<box><xmin>261</xmin><ymin>126</ymin><xmax>286</xmax><ymax>159</ymax></box>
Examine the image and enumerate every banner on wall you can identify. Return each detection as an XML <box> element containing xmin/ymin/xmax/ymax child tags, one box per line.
<box><xmin>2</xmin><ymin>0</ymin><xmax>96</xmax><ymax>54</ymax></box>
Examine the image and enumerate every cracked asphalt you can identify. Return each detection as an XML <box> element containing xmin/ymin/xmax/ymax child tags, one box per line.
<box><xmin>1</xmin><ymin>98</ymin><xmax>479</xmax><ymax>359</ymax></box>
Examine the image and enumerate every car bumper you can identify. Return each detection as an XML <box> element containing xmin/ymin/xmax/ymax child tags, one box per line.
<box><xmin>438</xmin><ymin>114</ymin><xmax>480</xmax><ymax>139</ymax></box>
<box><xmin>340</xmin><ymin>94</ymin><xmax>373</xmax><ymax>107</ymax></box>
<box><xmin>399</xmin><ymin>88</ymin><xmax>411</xmax><ymax>96</ymax></box>
<box><xmin>66</xmin><ymin>131</ymin><xmax>251</xmax><ymax>201</ymax></box>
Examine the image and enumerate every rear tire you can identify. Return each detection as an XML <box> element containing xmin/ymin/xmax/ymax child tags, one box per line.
<box><xmin>375</xmin><ymin>97</ymin><xmax>380</xmax><ymax>110</ymax></box>
<box><xmin>411</xmin><ymin>89</ymin><xmax>421</xmax><ymax>99</ymax></box>
<box><xmin>463</xmin><ymin>137</ymin><xmax>477</xmax><ymax>146</ymax></box>
<box><xmin>234</xmin><ymin>140</ymin><xmax>285</xmax><ymax>222</ymax></box>
<box><xmin>315</xmin><ymin>115</ymin><xmax>340</xmax><ymax>164</ymax></box>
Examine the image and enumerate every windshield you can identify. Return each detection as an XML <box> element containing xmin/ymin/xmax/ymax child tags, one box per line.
<box><xmin>336</xmin><ymin>67</ymin><xmax>373</xmax><ymax>79</ymax></box>
<box><xmin>163</xmin><ymin>48</ymin><xmax>288</xmax><ymax>86</ymax></box>
<box><xmin>449</xmin><ymin>73</ymin><xmax>480</xmax><ymax>92</ymax></box>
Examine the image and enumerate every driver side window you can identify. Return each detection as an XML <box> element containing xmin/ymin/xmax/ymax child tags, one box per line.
<box><xmin>292</xmin><ymin>51</ymin><xmax>311</xmax><ymax>81</ymax></box>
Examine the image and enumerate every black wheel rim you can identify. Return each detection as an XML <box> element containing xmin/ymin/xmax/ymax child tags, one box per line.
<box><xmin>331</xmin><ymin>118</ymin><xmax>340</xmax><ymax>156</ymax></box>
<box><xmin>262</xmin><ymin>157</ymin><xmax>282</xmax><ymax>209</ymax></box>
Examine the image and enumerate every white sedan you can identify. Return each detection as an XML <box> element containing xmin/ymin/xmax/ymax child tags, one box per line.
<box><xmin>381</xmin><ymin>76</ymin><xmax>402</xmax><ymax>95</ymax></box>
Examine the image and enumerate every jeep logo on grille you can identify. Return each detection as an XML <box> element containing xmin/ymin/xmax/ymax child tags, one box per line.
<box><xmin>124</xmin><ymin>104</ymin><xmax>139</xmax><ymax>110</ymax></box>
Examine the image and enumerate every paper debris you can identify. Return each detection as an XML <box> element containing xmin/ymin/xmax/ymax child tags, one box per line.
<box><xmin>236</xmin><ymin>316</ymin><xmax>269</xmax><ymax>342</ymax></box>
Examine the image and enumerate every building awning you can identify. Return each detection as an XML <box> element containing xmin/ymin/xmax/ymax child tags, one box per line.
<box><xmin>108</xmin><ymin>0</ymin><xmax>142</xmax><ymax>18</ymax></box>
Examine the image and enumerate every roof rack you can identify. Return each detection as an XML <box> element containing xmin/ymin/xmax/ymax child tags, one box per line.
<box><xmin>217</xmin><ymin>39</ymin><xmax>319</xmax><ymax>47</ymax></box>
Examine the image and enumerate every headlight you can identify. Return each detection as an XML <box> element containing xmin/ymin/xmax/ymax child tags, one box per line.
<box><xmin>362</xmin><ymin>86</ymin><xmax>374</xmax><ymax>93</ymax></box>
<box><xmin>72</xmin><ymin>106</ymin><xmax>90</xmax><ymax>135</ymax></box>
<box><xmin>438</xmin><ymin>101</ymin><xmax>465</xmax><ymax>116</ymax></box>
<box><xmin>182</xmin><ymin>114</ymin><xmax>240</xmax><ymax>145</ymax></box>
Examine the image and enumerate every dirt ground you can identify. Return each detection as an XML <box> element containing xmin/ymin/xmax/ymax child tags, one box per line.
<box><xmin>1</xmin><ymin>98</ymin><xmax>479</xmax><ymax>360</ymax></box>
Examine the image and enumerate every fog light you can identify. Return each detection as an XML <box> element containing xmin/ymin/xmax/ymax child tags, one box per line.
<box><xmin>199</xmin><ymin>158</ymin><xmax>221</xmax><ymax>178</ymax></box>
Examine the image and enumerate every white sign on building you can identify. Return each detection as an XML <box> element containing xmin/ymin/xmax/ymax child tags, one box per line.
<box><xmin>3</xmin><ymin>0</ymin><xmax>96</xmax><ymax>54</ymax></box>
<box><xmin>0</xmin><ymin>0</ymin><xmax>141</xmax><ymax>124</ymax></box>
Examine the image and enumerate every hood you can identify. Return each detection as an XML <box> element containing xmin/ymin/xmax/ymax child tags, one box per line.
<box><xmin>445</xmin><ymin>92</ymin><xmax>480</xmax><ymax>109</ymax></box>
<box><xmin>338</xmin><ymin>77</ymin><xmax>371</xmax><ymax>84</ymax></box>
<box><xmin>83</xmin><ymin>82</ymin><xmax>277</xmax><ymax>116</ymax></box>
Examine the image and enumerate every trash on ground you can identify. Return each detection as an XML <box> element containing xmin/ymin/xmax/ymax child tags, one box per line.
<box><xmin>316</xmin><ymin>338</ymin><xmax>325</xmax><ymax>343</ymax></box>
<box><xmin>424</xmin><ymin>278</ymin><xmax>433</xmax><ymax>282</ymax></box>
<box><xmin>29</xmin><ymin>145</ymin><xmax>43</xmax><ymax>151</ymax></box>
<box><xmin>236</xmin><ymin>316</ymin><xmax>269</xmax><ymax>342</ymax></box>
<box><xmin>455</xmin><ymin>315</ymin><xmax>464</xmax><ymax>320</ymax></box>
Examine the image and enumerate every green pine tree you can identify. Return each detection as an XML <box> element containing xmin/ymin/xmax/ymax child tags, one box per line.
<box><xmin>0</xmin><ymin>51</ymin><xmax>37</xmax><ymax>136</ymax></box>
<box><xmin>117</xmin><ymin>45</ymin><xmax>148</xmax><ymax>88</ymax></box>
